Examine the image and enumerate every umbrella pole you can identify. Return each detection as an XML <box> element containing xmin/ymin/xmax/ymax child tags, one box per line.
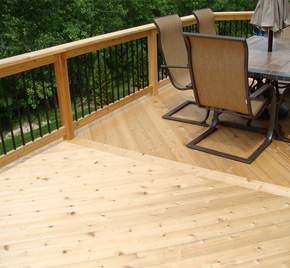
<box><xmin>268</xmin><ymin>29</ymin><xmax>273</xmax><ymax>52</ymax></box>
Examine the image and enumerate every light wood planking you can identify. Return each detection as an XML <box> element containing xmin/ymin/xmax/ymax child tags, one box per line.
<box><xmin>79</xmin><ymin>85</ymin><xmax>290</xmax><ymax>188</ymax></box>
<box><xmin>0</xmin><ymin>140</ymin><xmax>290</xmax><ymax>267</ymax></box>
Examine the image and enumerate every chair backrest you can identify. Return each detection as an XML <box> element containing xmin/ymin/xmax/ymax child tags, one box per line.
<box><xmin>184</xmin><ymin>33</ymin><xmax>250</xmax><ymax>115</ymax></box>
<box><xmin>192</xmin><ymin>8</ymin><xmax>216</xmax><ymax>34</ymax></box>
<box><xmin>153</xmin><ymin>14</ymin><xmax>191</xmax><ymax>90</ymax></box>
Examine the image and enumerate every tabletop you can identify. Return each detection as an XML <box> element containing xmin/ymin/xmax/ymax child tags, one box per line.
<box><xmin>247</xmin><ymin>35</ymin><xmax>290</xmax><ymax>82</ymax></box>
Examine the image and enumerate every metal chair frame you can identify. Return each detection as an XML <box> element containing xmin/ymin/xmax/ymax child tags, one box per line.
<box><xmin>184</xmin><ymin>33</ymin><xmax>277</xmax><ymax>164</ymax></box>
<box><xmin>153</xmin><ymin>14</ymin><xmax>209</xmax><ymax>126</ymax></box>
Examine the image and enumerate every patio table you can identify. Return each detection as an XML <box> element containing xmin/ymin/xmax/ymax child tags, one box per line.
<box><xmin>247</xmin><ymin>35</ymin><xmax>290</xmax><ymax>142</ymax></box>
<box><xmin>247</xmin><ymin>35</ymin><xmax>290</xmax><ymax>82</ymax></box>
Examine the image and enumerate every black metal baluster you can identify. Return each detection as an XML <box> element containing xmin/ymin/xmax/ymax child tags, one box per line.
<box><xmin>115</xmin><ymin>45</ymin><xmax>120</xmax><ymax>100</ymax></box>
<box><xmin>84</xmin><ymin>54</ymin><xmax>91</xmax><ymax>114</ymax></box>
<box><xmin>77</xmin><ymin>56</ymin><xmax>84</xmax><ymax>117</ymax></box>
<box><xmin>121</xmin><ymin>43</ymin><xmax>126</xmax><ymax>98</ymax></box>
<box><xmin>224</xmin><ymin>21</ymin><xmax>227</xmax><ymax>35</ymax></box>
<box><xmin>136</xmin><ymin>39</ymin><xmax>140</xmax><ymax>91</ymax></box>
<box><xmin>49</xmin><ymin>64</ymin><xmax>59</xmax><ymax>129</ymax></box>
<box><xmin>40</xmin><ymin>67</ymin><xmax>51</xmax><ymax>133</ymax></box>
<box><xmin>141</xmin><ymin>38</ymin><xmax>145</xmax><ymax>89</ymax></box>
<box><xmin>68</xmin><ymin>59</ymin><xmax>78</xmax><ymax>121</ymax></box>
<box><xmin>31</xmin><ymin>69</ymin><xmax>43</xmax><ymax>137</ymax></box>
<box><xmin>157</xmin><ymin>35</ymin><xmax>161</xmax><ymax>82</ymax></box>
<box><xmin>2</xmin><ymin>78</ymin><xmax>16</xmax><ymax>150</ymax></box>
<box><xmin>131</xmin><ymin>41</ymin><xmax>135</xmax><ymax>93</ymax></box>
<box><xmin>126</xmin><ymin>42</ymin><xmax>130</xmax><ymax>95</ymax></box>
<box><xmin>145</xmin><ymin>37</ymin><xmax>149</xmax><ymax>87</ymax></box>
<box><xmin>0</xmin><ymin>121</ymin><xmax>6</xmax><ymax>154</ymax></box>
<box><xmin>22</xmin><ymin>72</ymin><xmax>34</xmax><ymax>141</ymax></box>
<box><xmin>109</xmin><ymin>47</ymin><xmax>114</xmax><ymax>103</ymax></box>
<box><xmin>246</xmin><ymin>21</ymin><xmax>249</xmax><ymax>37</ymax></box>
<box><xmin>235</xmin><ymin>21</ymin><xmax>238</xmax><ymax>36</ymax></box>
<box><xmin>97</xmin><ymin>50</ymin><xmax>103</xmax><ymax>108</ymax></box>
<box><xmin>90</xmin><ymin>52</ymin><xmax>97</xmax><ymax>111</ymax></box>
<box><xmin>12</xmin><ymin>75</ymin><xmax>25</xmax><ymax>145</ymax></box>
<box><xmin>103</xmin><ymin>49</ymin><xmax>109</xmax><ymax>106</ymax></box>
<box><xmin>68</xmin><ymin>58</ymin><xmax>78</xmax><ymax>121</ymax></box>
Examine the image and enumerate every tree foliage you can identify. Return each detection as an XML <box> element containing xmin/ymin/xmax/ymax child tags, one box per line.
<box><xmin>1</xmin><ymin>0</ymin><xmax>259</xmax><ymax>59</ymax></box>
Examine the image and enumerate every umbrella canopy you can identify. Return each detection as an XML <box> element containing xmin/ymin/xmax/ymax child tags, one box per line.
<box><xmin>250</xmin><ymin>0</ymin><xmax>290</xmax><ymax>51</ymax></box>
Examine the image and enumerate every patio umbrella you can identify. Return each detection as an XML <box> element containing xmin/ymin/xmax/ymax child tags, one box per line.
<box><xmin>250</xmin><ymin>0</ymin><xmax>290</xmax><ymax>51</ymax></box>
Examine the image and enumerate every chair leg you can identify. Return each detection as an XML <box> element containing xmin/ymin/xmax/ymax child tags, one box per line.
<box><xmin>275</xmin><ymin>84</ymin><xmax>290</xmax><ymax>142</ymax></box>
<box><xmin>186</xmin><ymin>102</ymin><xmax>276</xmax><ymax>164</ymax></box>
<box><xmin>162</xmin><ymin>100</ymin><xmax>209</xmax><ymax>126</ymax></box>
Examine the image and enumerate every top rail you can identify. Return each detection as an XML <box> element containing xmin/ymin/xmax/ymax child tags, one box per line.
<box><xmin>0</xmin><ymin>11</ymin><xmax>253</xmax><ymax>78</ymax></box>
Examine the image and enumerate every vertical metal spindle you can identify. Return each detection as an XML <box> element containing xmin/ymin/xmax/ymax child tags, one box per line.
<box><xmin>126</xmin><ymin>43</ymin><xmax>130</xmax><ymax>95</ymax></box>
<box><xmin>136</xmin><ymin>39</ymin><xmax>140</xmax><ymax>91</ymax></box>
<box><xmin>31</xmin><ymin>69</ymin><xmax>43</xmax><ymax>137</ymax></box>
<box><xmin>115</xmin><ymin>45</ymin><xmax>120</xmax><ymax>100</ymax></box>
<box><xmin>157</xmin><ymin>35</ymin><xmax>161</xmax><ymax>82</ymax></box>
<box><xmin>68</xmin><ymin>58</ymin><xmax>78</xmax><ymax>121</ymax></box>
<box><xmin>131</xmin><ymin>41</ymin><xmax>135</xmax><ymax>93</ymax></box>
<box><xmin>97</xmin><ymin>50</ymin><xmax>103</xmax><ymax>108</ymax></box>
<box><xmin>0</xmin><ymin>121</ymin><xmax>6</xmax><ymax>154</ymax></box>
<box><xmin>22</xmin><ymin>72</ymin><xmax>34</xmax><ymax>141</ymax></box>
<box><xmin>40</xmin><ymin>67</ymin><xmax>51</xmax><ymax>133</ymax></box>
<box><xmin>241</xmin><ymin>21</ymin><xmax>243</xmax><ymax>37</ymax></box>
<box><xmin>121</xmin><ymin>43</ymin><xmax>126</xmax><ymax>98</ymax></box>
<box><xmin>49</xmin><ymin>64</ymin><xmax>59</xmax><ymax>129</ymax></box>
<box><xmin>235</xmin><ymin>21</ymin><xmax>238</xmax><ymax>36</ymax></box>
<box><xmin>109</xmin><ymin>47</ymin><xmax>114</xmax><ymax>103</ymax></box>
<box><xmin>103</xmin><ymin>49</ymin><xmax>109</xmax><ymax>106</ymax></box>
<box><xmin>224</xmin><ymin>21</ymin><xmax>227</xmax><ymax>36</ymax></box>
<box><xmin>84</xmin><ymin>54</ymin><xmax>91</xmax><ymax>114</ymax></box>
<box><xmin>2</xmin><ymin>78</ymin><xmax>16</xmax><ymax>150</ymax></box>
<box><xmin>12</xmin><ymin>75</ymin><xmax>25</xmax><ymax>145</ymax></box>
<box><xmin>246</xmin><ymin>21</ymin><xmax>249</xmax><ymax>37</ymax></box>
<box><xmin>141</xmin><ymin>38</ymin><xmax>145</xmax><ymax>89</ymax></box>
<box><xmin>76</xmin><ymin>56</ymin><xmax>84</xmax><ymax>117</ymax></box>
<box><xmin>145</xmin><ymin>37</ymin><xmax>149</xmax><ymax>87</ymax></box>
<box><xmin>90</xmin><ymin>52</ymin><xmax>97</xmax><ymax>111</ymax></box>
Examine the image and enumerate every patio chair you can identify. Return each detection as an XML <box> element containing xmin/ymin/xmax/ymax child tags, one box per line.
<box><xmin>192</xmin><ymin>8</ymin><xmax>216</xmax><ymax>35</ymax></box>
<box><xmin>184</xmin><ymin>33</ymin><xmax>276</xmax><ymax>164</ymax></box>
<box><xmin>152</xmin><ymin>14</ymin><xmax>209</xmax><ymax>126</ymax></box>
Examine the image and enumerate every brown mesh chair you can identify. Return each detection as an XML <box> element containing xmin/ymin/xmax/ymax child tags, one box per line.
<box><xmin>184</xmin><ymin>33</ymin><xmax>276</xmax><ymax>164</ymax></box>
<box><xmin>192</xmin><ymin>8</ymin><xmax>216</xmax><ymax>35</ymax></box>
<box><xmin>153</xmin><ymin>14</ymin><xmax>209</xmax><ymax>126</ymax></box>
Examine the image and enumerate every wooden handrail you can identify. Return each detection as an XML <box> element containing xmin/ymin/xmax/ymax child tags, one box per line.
<box><xmin>0</xmin><ymin>11</ymin><xmax>254</xmax><ymax>167</ymax></box>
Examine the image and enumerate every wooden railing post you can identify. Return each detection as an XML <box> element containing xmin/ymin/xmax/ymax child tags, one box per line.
<box><xmin>54</xmin><ymin>53</ymin><xmax>75</xmax><ymax>140</ymax></box>
<box><xmin>148</xmin><ymin>29</ymin><xmax>158</xmax><ymax>96</ymax></box>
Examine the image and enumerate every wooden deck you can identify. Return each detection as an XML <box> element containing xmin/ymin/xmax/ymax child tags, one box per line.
<box><xmin>78</xmin><ymin>84</ymin><xmax>290</xmax><ymax>188</ymax></box>
<box><xmin>1</xmin><ymin>84</ymin><xmax>290</xmax><ymax>267</ymax></box>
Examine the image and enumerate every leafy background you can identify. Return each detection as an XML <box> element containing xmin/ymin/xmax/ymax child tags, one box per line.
<box><xmin>0</xmin><ymin>0</ymin><xmax>259</xmax><ymax>59</ymax></box>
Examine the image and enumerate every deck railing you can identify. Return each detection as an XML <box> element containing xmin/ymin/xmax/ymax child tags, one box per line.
<box><xmin>0</xmin><ymin>11</ymin><xmax>254</xmax><ymax>167</ymax></box>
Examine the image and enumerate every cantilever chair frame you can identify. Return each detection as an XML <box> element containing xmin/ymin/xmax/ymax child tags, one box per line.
<box><xmin>153</xmin><ymin>14</ymin><xmax>209</xmax><ymax>126</ymax></box>
<box><xmin>184</xmin><ymin>33</ymin><xmax>277</xmax><ymax>164</ymax></box>
<box><xmin>276</xmin><ymin>83</ymin><xmax>290</xmax><ymax>142</ymax></box>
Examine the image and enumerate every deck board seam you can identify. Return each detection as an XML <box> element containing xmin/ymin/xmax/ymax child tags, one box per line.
<box><xmin>71</xmin><ymin>137</ymin><xmax>290</xmax><ymax>198</ymax></box>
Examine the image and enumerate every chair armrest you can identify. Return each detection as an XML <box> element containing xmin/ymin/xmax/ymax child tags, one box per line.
<box><xmin>249</xmin><ymin>83</ymin><xmax>274</xmax><ymax>99</ymax></box>
<box><xmin>161</xmin><ymin>64</ymin><xmax>188</xmax><ymax>69</ymax></box>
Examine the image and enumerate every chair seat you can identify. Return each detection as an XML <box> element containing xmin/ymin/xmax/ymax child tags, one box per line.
<box><xmin>250</xmin><ymin>98</ymin><xmax>268</xmax><ymax>117</ymax></box>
